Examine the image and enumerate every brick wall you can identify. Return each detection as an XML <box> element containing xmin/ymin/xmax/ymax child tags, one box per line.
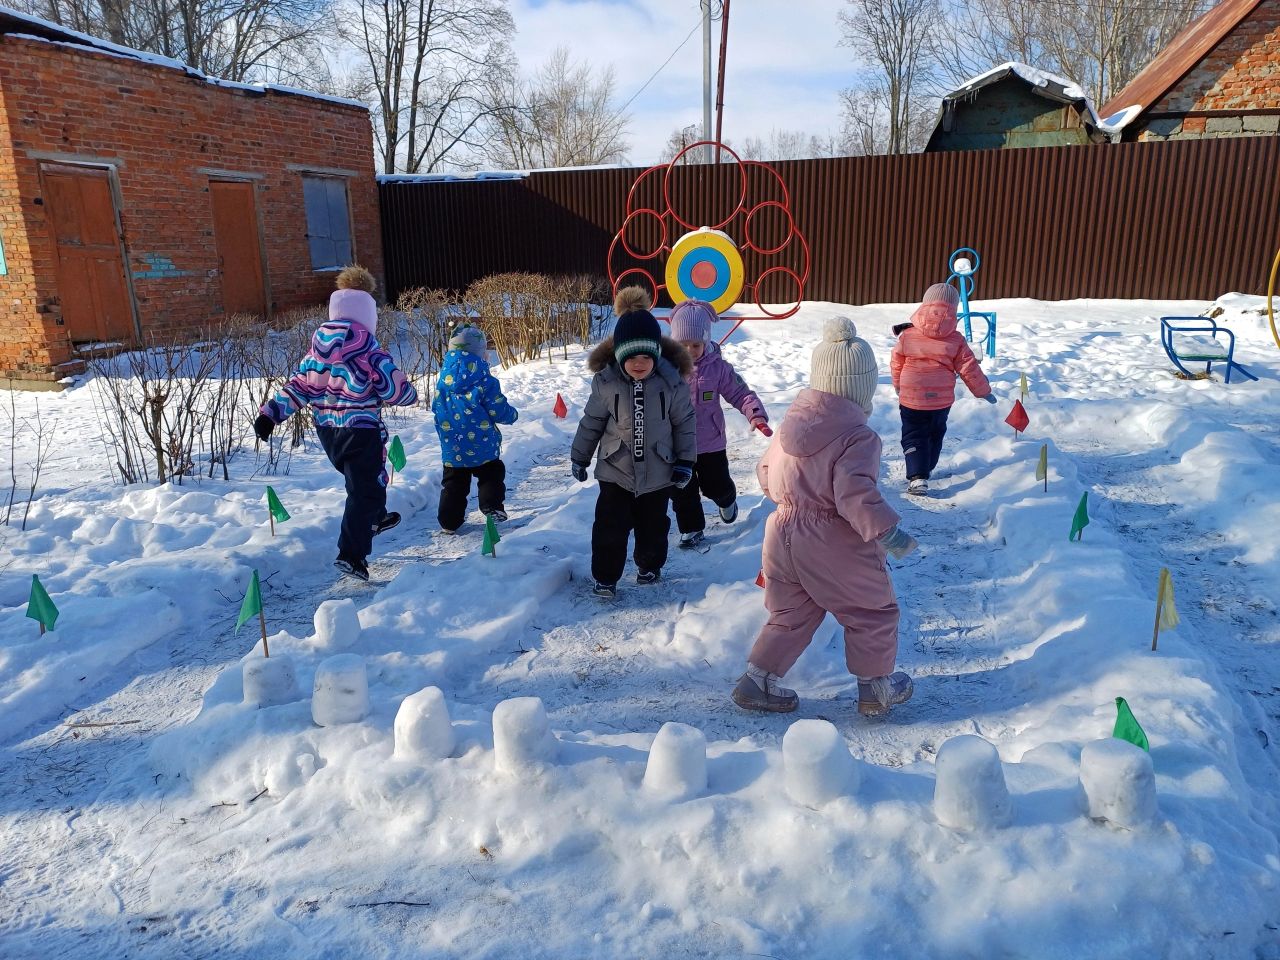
<box><xmin>0</xmin><ymin>35</ymin><xmax>383</xmax><ymax>380</ymax></box>
<box><xmin>1137</xmin><ymin>0</ymin><xmax>1280</xmax><ymax>141</ymax></box>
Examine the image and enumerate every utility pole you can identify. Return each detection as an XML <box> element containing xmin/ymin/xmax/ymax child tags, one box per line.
<box><xmin>702</xmin><ymin>0</ymin><xmax>713</xmax><ymax>163</ymax></box>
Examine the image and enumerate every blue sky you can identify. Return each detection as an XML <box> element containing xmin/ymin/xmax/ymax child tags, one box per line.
<box><xmin>507</xmin><ymin>0</ymin><xmax>856</xmax><ymax>165</ymax></box>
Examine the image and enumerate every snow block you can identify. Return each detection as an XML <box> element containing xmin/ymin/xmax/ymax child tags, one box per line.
<box><xmin>394</xmin><ymin>686</ymin><xmax>455</xmax><ymax>761</ymax></box>
<box><xmin>241</xmin><ymin>655</ymin><xmax>298</xmax><ymax>708</ymax></box>
<box><xmin>1080</xmin><ymin>738</ymin><xmax>1158</xmax><ymax>829</ymax></box>
<box><xmin>492</xmin><ymin>697</ymin><xmax>557</xmax><ymax>773</ymax></box>
<box><xmin>934</xmin><ymin>735</ymin><xmax>1013</xmax><ymax>830</ymax></box>
<box><xmin>313</xmin><ymin>598</ymin><xmax>361</xmax><ymax>650</ymax></box>
<box><xmin>783</xmin><ymin>719</ymin><xmax>859</xmax><ymax>807</ymax></box>
<box><xmin>642</xmin><ymin>722</ymin><xmax>707</xmax><ymax>801</ymax></box>
<box><xmin>311</xmin><ymin>654</ymin><xmax>370</xmax><ymax>726</ymax></box>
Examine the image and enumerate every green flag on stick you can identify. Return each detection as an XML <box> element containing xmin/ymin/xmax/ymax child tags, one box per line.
<box><xmin>266</xmin><ymin>486</ymin><xmax>290</xmax><ymax>523</ymax></box>
<box><xmin>388</xmin><ymin>436</ymin><xmax>407</xmax><ymax>472</ymax></box>
<box><xmin>236</xmin><ymin>569</ymin><xmax>263</xmax><ymax>634</ymax></box>
<box><xmin>482</xmin><ymin>514</ymin><xmax>501</xmax><ymax>557</ymax></box>
<box><xmin>1069</xmin><ymin>492</ymin><xmax>1090</xmax><ymax>541</ymax></box>
<box><xmin>27</xmin><ymin>575</ymin><xmax>59</xmax><ymax>633</ymax></box>
<box><xmin>1036</xmin><ymin>444</ymin><xmax>1048</xmax><ymax>491</ymax></box>
<box><xmin>1113</xmin><ymin>697</ymin><xmax>1149</xmax><ymax>751</ymax></box>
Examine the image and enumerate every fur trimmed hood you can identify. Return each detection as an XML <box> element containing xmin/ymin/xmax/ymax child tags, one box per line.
<box><xmin>587</xmin><ymin>336</ymin><xmax>694</xmax><ymax>379</ymax></box>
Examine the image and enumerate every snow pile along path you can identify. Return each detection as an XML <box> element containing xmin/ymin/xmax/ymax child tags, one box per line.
<box><xmin>0</xmin><ymin>298</ymin><xmax>1278</xmax><ymax>958</ymax></box>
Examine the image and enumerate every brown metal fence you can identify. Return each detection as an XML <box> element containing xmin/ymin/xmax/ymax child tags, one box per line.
<box><xmin>379</xmin><ymin>136</ymin><xmax>1280</xmax><ymax>306</ymax></box>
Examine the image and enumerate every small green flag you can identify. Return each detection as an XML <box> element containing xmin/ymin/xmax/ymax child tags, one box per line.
<box><xmin>236</xmin><ymin>569</ymin><xmax>262</xmax><ymax>634</ymax></box>
<box><xmin>1036</xmin><ymin>444</ymin><xmax>1048</xmax><ymax>484</ymax></box>
<box><xmin>266</xmin><ymin>486</ymin><xmax>290</xmax><ymax>523</ymax></box>
<box><xmin>26</xmin><ymin>575</ymin><xmax>59</xmax><ymax>632</ymax></box>
<box><xmin>1019</xmin><ymin>372</ymin><xmax>1029</xmax><ymax>402</ymax></box>
<box><xmin>1113</xmin><ymin>697</ymin><xmax>1149</xmax><ymax>751</ymax></box>
<box><xmin>388</xmin><ymin>436</ymin><xmax>407</xmax><ymax>472</ymax></box>
<box><xmin>482</xmin><ymin>514</ymin><xmax>501</xmax><ymax>557</ymax></box>
<box><xmin>1069</xmin><ymin>491</ymin><xmax>1090</xmax><ymax>541</ymax></box>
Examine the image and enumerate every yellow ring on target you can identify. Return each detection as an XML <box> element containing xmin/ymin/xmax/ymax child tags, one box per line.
<box><xmin>666</xmin><ymin>228</ymin><xmax>745</xmax><ymax>314</ymax></box>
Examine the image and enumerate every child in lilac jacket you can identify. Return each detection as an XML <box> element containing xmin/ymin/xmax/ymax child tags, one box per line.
<box><xmin>254</xmin><ymin>266</ymin><xmax>417</xmax><ymax>581</ymax></box>
<box><xmin>732</xmin><ymin>318</ymin><xmax>918</xmax><ymax>717</ymax></box>
<box><xmin>668</xmin><ymin>300</ymin><xmax>770</xmax><ymax>548</ymax></box>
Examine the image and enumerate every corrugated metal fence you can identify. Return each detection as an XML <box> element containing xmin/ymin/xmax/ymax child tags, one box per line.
<box><xmin>380</xmin><ymin>137</ymin><xmax>1280</xmax><ymax>305</ymax></box>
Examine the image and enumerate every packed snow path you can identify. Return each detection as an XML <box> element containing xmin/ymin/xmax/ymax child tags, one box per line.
<box><xmin>1</xmin><ymin>299</ymin><xmax>1279</xmax><ymax>959</ymax></box>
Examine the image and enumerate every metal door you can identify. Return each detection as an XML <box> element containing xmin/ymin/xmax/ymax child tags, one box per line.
<box><xmin>40</xmin><ymin>163</ymin><xmax>137</xmax><ymax>344</ymax></box>
<box><xmin>209</xmin><ymin>180</ymin><xmax>268</xmax><ymax>318</ymax></box>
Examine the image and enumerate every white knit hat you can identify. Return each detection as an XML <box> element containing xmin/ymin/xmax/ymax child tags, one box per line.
<box><xmin>810</xmin><ymin>317</ymin><xmax>878</xmax><ymax>415</ymax></box>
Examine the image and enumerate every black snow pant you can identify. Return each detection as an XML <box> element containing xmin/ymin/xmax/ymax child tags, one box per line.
<box><xmin>899</xmin><ymin>404</ymin><xmax>952</xmax><ymax>481</ymax></box>
<box><xmin>316</xmin><ymin>424</ymin><xmax>387</xmax><ymax>563</ymax></box>
<box><xmin>591</xmin><ymin>480</ymin><xmax>671</xmax><ymax>586</ymax></box>
<box><xmin>438</xmin><ymin>458</ymin><xmax>506</xmax><ymax>531</ymax></box>
<box><xmin>670</xmin><ymin>449</ymin><xmax>737</xmax><ymax>534</ymax></box>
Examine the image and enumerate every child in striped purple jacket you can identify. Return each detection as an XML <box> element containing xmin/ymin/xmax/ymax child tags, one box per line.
<box><xmin>255</xmin><ymin>266</ymin><xmax>418</xmax><ymax>581</ymax></box>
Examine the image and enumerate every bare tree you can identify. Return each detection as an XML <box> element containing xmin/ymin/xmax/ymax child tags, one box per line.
<box><xmin>933</xmin><ymin>0</ymin><xmax>1209</xmax><ymax>107</ymax></box>
<box><xmin>659</xmin><ymin>123</ymin><xmax>705</xmax><ymax>164</ymax></box>
<box><xmin>12</xmin><ymin>0</ymin><xmax>335</xmax><ymax>87</ymax></box>
<box><xmin>482</xmin><ymin>47</ymin><xmax>629</xmax><ymax>170</ymax></box>
<box><xmin>738</xmin><ymin>129</ymin><xmax>845</xmax><ymax>161</ymax></box>
<box><xmin>839</xmin><ymin>0</ymin><xmax>945</xmax><ymax>154</ymax></box>
<box><xmin>344</xmin><ymin>0</ymin><xmax>515</xmax><ymax>174</ymax></box>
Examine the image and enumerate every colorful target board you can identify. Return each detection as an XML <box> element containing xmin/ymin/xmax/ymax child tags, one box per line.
<box><xmin>606</xmin><ymin>139</ymin><xmax>810</xmax><ymax>337</ymax></box>
<box><xmin>665</xmin><ymin>229</ymin><xmax>744</xmax><ymax>314</ymax></box>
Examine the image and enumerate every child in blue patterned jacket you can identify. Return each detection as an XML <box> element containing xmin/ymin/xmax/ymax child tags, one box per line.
<box><xmin>432</xmin><ymin>325</ymin><xmax>519</xmax><ymax>532</ymax></box>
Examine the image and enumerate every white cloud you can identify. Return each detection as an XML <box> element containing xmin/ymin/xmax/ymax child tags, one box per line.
<box><xmin>506</xmin><ymin>0</ymin><xmax>856</xmax><ymax>165</ymax></box>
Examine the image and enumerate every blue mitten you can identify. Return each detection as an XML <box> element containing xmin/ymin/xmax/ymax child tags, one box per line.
<box><xmin>984</xmin><ymin>393</ymin><xmax>998</xmax><ymax>405</ymax></box>
<box><xmin>571</xmin><ymin>462</ymin><xmax>589</xmax><ymax>482</ymax></box>
<box><xmin>672</xmin><ymin>461</ymin><xmax>694</xmax><ymax>489</ymax></box>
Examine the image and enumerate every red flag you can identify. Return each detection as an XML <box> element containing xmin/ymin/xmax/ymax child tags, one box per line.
<box><xmin>754</xmin><ymin>569</ymin><xmax>766</xmax><ymax>588</ymax></box>
<box><xmin>1005</xmin><ymin>399</ymin><xmax>1030</xmax><ymax>434</ymax></box>
<box><xmin>553</xmin><ymin>393</ymin><xmax>568</xmax><ymax>419</ymax></box>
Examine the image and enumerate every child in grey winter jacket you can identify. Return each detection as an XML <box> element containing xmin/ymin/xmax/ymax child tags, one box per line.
<box><xmin>571</xmin><ymin>288</ymin><xmax>697</xmax><ymax>597</ymax></box>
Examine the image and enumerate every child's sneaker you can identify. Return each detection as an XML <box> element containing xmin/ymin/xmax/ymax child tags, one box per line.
<box><xmin>678</xmin><ymin>531</ymin><xmax>705</xmax><ymax>550</ymax></box>
<box><xmin>718</xmin><ymin>501</ymin><xmax>739</xmax><ymax>523</ymax></box>
<box><xmin>485</xmin><ymin>508</ymin><xmax>508</xmax><ymax>522</ymax></box>
<box><xmin>907</xmin><ymin>479</ymin><xmax>929</xmax><ymax>496</ymax></box>
<box><xmin>373</xmin><ymin>511</ymin><xmax>400</xmax><ymax>535</ymax></box>
<box><xmin>592</xmin><ymin>581</ymin><xmax>617</xmax><ymax>599</ymax></box>
<box><xmin>857</xmin><ymin>672</ymin><xmax>914</xmax><ymax>716</ymax></box>
<box><xmin>334</xmin><ymin>555</ymin><xmax>370</xmax><ymax>582</ymax></box>
<box><xmin>636</xmin><ymin>569</ymin><xmax>661</xmax><ymax>585</ymax></box>
<box><xmin>731</xmin><ymin>666</ymin><xmax>798</xmax><ymax>713</ymax></box>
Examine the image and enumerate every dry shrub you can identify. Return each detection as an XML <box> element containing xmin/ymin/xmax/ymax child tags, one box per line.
<box><xmin>463</xmin><ymin>273</ymin><xmax>608</xmax><ymax>367</ymax></box>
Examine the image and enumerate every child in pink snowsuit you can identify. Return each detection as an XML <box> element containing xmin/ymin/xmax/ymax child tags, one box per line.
<box><xmin>667</xmin><ymin>299</ymin><xmax>770</xmax><ymax>549</ymax></box>
<box><xmin>733</xmin><ymin>317</ymin><xmax>918</xmax><ymax>716</ymax></box>
<box><xmin>890</xmin><ymin>282</ymin><xmax>994</xmax><ymax>496</ymax></box>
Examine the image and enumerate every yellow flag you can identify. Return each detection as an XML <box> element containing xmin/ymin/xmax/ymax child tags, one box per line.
<box><xmin>1020</xmin><ymin>372</ymin><xmax>1029</xmax><ymax>401</ymax></box>
<box><xmin>1157</xmin><ymin>567</ymin><xmax>1180</xmax><ymax>630</ymax></box>
<box><xmin>1035</xmin><ymin>444</ymin><xmax>1048</xmax><ymax>482</ymax></box>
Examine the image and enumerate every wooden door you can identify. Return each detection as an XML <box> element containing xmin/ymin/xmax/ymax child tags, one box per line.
<box><xmin>209</xmin><ymin>180</ymin><xmax>267</xmax><ymax>318</ymax></box>
<box><xmin>41</xmin><ymin>164</ymin><xmax>136</xmax><ymax>344</ymax></box>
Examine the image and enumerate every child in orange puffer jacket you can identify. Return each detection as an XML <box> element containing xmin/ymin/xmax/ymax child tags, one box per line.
<box><xmin>890</xmin><ymin>283</ymin><xmax>994</xmax><ymax>496</ymax></box>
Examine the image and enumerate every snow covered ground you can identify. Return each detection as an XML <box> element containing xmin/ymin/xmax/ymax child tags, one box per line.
<box><xmin>1</xmin><ymin>295</ymin><xmax>1279</xmax><ymax>959</ymax></box>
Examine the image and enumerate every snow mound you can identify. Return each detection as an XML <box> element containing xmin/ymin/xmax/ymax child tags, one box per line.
<box><xmin>393</xmin><ymin>686</ymin><xmax>455</xmax><ymax>761</ymax></box>
<box><xmin>311</xmin><ymin>654</ymin><xmax>369</xmax><ymax>726</ymax></box>
<box><xmin>1080</xmin><ymin>738</ymin><xmax>1158</xmax><ymax>829</ymax></box>
<box><xmin>492</xmin><ymin>697</ymin><xmax>557</xmax><ymax>773</ymax></box>
<box><xmin>934</xmin><ymin>735</ymin><xmax>1013</xmax><ymax>830</ymax></box>
<box><xmin>642</xmin><ymin>722</ymin><xmax>707</xmax><ymax>801</ymax></box>
<box><xmin>782</xmin><ymin>719</ymin><xmax>859</xmax><ymax>808</ymax></box>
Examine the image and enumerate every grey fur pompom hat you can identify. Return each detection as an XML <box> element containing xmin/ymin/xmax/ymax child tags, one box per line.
<box><xmin>810</xmin><ymin>316</ymin><xmax>878</xmax><ymax>415</ymax></box>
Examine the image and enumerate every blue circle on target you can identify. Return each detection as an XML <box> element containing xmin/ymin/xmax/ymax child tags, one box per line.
<box><xmin>677</xmin><ymin>246</ymin><xmax>732</xmax><ymax>302</ymax></box>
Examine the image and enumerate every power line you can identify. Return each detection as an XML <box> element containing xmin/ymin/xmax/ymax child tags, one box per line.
<box><xmin>614</xmin><ymin>15</ymin><xmax>705</xmax><ymax>119</ymax></box>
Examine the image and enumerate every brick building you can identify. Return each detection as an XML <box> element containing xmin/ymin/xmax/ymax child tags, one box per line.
<box><xmin>1101</xmin><ymin>0</ymin><xmax>1280</xmax><ymax>142</ymax></box>
<box><xmin>0</xmin><ymin>7</ymin><xmax>382</xmax><ymax>384</ymax></box>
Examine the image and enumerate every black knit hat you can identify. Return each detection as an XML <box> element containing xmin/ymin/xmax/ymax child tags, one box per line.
<box><xmin>613</xmin><ymin>309</ymin><xmax>662</xmax><ymax>365</ymax></box>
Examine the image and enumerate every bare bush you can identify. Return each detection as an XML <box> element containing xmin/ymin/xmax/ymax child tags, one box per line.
<box><xmin>463</xmin><ymin>273</ymin><xmax>608</xmax><ymax>368</ymax></box>
<box><xmin>1</xmin><ymin>386</ymin><xmax>56</xmax><ymax>529</ymax></box>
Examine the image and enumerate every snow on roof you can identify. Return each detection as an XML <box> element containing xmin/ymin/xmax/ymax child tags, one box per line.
<box><xmin>0</xmin><ymin>4</ymin><xmax>367</xmax><ymax>111</ymax></box>
<box><xmin>378</xmin><ymin>171</ymin><xmax>531</xmax><ymax>184</ymax></box>
<box><xmin>944</xmin><ymin>61</ymin><xmax>1140</xmax><ymax>135</ymax></box>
